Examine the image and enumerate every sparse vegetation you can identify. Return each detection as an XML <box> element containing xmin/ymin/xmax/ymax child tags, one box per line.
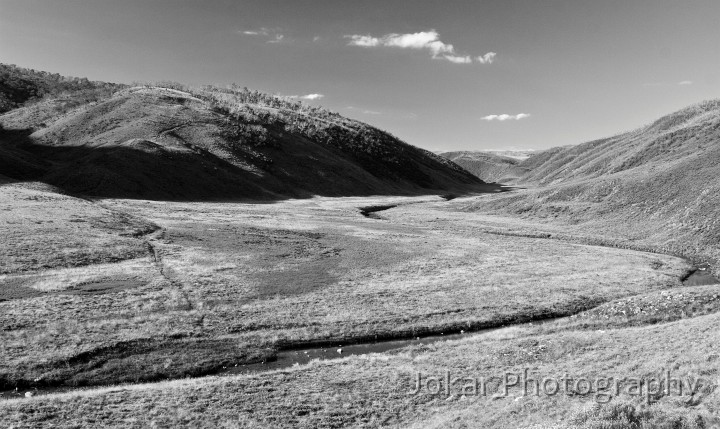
<box><xmin>2</xmin><ymin>294</ymin><xmax>718</xmax><ymax>428</ymax></box>
<box><xmin>0</xmin><ymin>63</ymin><xmax>123</xmax><ymax>114</ymax></box>
<box><xmin>0</xmin><ymin>70</ymin><xmax>486</xmax><ymax>200</ymax></box>
<box><xmin>0</xmin><ymin>194</ymin><xmax>690</xmax><ymax>394</ymax></box>
<box><xmin>0</xmin><ymin>182</ymin><xmax>155</xmax><ymax>275</ymax></box>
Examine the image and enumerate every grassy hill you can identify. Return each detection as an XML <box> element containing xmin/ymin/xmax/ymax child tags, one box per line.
<box><xmin>0</xmin><ymin>66</ymin><xmax>490</xmax><ymax>200</ymax></box>
<box><xmin>438</xmin><ymin>150</ymin><xmax>532</xmax><ymax>184</ymax></box>
<box><xmin>464</xmin><ymin>100</ymin><xmax>720</xmax><ymax>272</ymax></box>
<box><xmin>517</xmin><ymin>100</ymin><xmax>720</xmax><ymax>186</ymax></box>
<box><xmin>0</xmin><ymin>64</ymin><xmax>121</xmax><ymax>114</ymax></box>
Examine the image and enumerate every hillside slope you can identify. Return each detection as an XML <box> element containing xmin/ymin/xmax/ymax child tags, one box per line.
<box><xmin>465</xmin><ymin>100</ymin><xmax>720</xmax><ymax>270</ymax></box>
<box><xmin>0</xmin><ymin>64</ymin><xmax>121</xmax><ymax>114</ymax></box>
<box><xmin>518</xmin><ymin>100</ymin><xmax>720</xmax><ymax>186</ymax></box>
<box><xmin>438</xmin><ymin>151</ymin><xmax>531</xmax><ymax>183</ymax></box>
<box><xmin>0</xmin><ymin>70</ymin><xmax>491</xmax><ymax>200</ymax></box>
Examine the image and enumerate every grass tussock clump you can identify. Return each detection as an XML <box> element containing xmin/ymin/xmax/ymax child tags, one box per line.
<box><xmin>568</xmin><ymin>402</ymin><xmax>716</xmax><ymax>429</ymax></box>
<box><xmin>551</xmin><ymin>285</ymin><xmax>720</xmax><ymax>331</ymax></box>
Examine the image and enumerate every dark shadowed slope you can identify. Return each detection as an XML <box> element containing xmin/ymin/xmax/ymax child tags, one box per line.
<box><xmin>0</xmin><ymin>68</ymin><xmax>492</xmax><ymax>200</ymax></box>
<box><xmin>465</xmin><ymin>100</ymin><xmax>720</xmax><ymax>271</ymax></box>
<box><xmin>438</xmin><ymin>150</ymin><xmax>532</xmax><ymax>184</ymax></box>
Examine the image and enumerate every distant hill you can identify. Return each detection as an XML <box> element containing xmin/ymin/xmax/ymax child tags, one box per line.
<box><xmin>437</xmin><ymin>151</ymin><xmax>532</xmax><ymax>184</ymax></box>
<box><xmin>466</xmin><ymin>100</ymin><xmax>720</xmax><ymax>269</ymax></box>
<box><xmin>0</xmin><ymin>66</ymin><xmax>493</xmax><ymax>200</ymax></box>
<box><xmin>476</xmin><ymin>150</ymin><xmax>536</xmax><ymax>161</ymax></box>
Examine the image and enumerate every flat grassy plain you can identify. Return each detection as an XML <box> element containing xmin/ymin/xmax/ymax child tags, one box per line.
<box><xmin>2</xmin><ymin>289</ymin><xmax>719</xmax><ymax>428</ymax></box>
<box><xmin>0</xmin><ymin>181</ymin><xmax>154</xmax><ymax>276</ymax></box>
<box><xmin>1</xmin><ymin>190</ymin><xmax>688</xmax><ymax>387</ymax></box>
<box><xmin>2</xmin><ymin>185</ymin><xmax>715</xmax><ymax>427</ymax></box>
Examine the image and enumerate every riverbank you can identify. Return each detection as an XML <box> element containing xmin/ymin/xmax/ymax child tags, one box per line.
<box><xmin>3</xmin><ymin>293</ymin><xmax>719</xmax><ymax>428</ymax></box>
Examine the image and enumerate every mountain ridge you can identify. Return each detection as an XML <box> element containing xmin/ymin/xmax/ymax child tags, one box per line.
<box><xmin>437</xmin><ymin>150</ymin><xmax>532</xmax><ymax>184</ymax></box>
<box><xmin>0</xmin><ymin>66</ymin><xmax>494</xmax><ymax>200</ymax></box>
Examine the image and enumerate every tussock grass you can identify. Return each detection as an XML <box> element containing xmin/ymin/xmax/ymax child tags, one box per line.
<box><xmin>2</xmin><ymin>302</ymin><xmax>718</xmax><ymax>428</ymax></box>
<box><xmin>554</xmin><ymin>285</ymin><xmax>720</xmax><ymax>330</ymax></box>
<box><xmin>0</xmin><ymin>258</ymin><xmax>155</xmax><ymax>293</ymax></box>
<box><xmin>0</xmin><ymin>183</ymin><xmax>155</xmax><ymax>275</ymax></box>
<box><xmin>0</xmin><ymin>195</ymin><xmax>691</xmax><ymax>394</ymax></box>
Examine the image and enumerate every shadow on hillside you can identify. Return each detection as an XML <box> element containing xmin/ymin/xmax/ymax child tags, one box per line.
<box><xmin>0</xmin><ymin>126</ymin><xmax>503</xmax><ymax>202</ymax></box>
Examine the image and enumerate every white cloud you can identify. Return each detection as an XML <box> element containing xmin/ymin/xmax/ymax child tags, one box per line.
<box><xmin>241</xmin><ymin>27</ymin><xmax>285</xmax><ymax>43</ymax></box>
<box><xmin>344</xmin><ymin>30</ymin><xmax>494</xmax><ymax>64</ymax></box>
<box><xmin>644</xmin><ymin>81</ymin><xmax>694</xmax><ymax>87</ymax></box>
<box><xmin>477</xmin><ymin>52</ymin><xmax>497</xmax><ymax>64</ymax></box>
<box><xmin>346</xmin><ymin>34</ymin><xmax>381</xmax><ymax>47</ymax></box>
<box><xmin>383</xmin><ymin>31</ymin><xmax>454</xmax><ymax>57</ymax></box>
<box><xmin>481</xmin><ymin>113</ymin><xmax>531</xmax><ymax>121</ymax></box>
<box><xmin>443</xmin><ymin>54</ymin><xmax>472</xmax><ymax>64</ymax></box>
<box><xmin>241</xmin><ymin>27</ymin><xmax>271</xmax><ymax>36</ymax></box>
<box><xmin>300</xmin><ymin>93</ymin><xmax>324</xmax><ymax>100</ymax></box>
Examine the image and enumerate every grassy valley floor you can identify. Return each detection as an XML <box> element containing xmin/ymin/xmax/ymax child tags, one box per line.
<box><xmin>1</xmin><ymin>190</ymin><xmax>718</xmax><ymax>427</ymax></box>
<box><xmin>2</xmin><ymin>293</ymin><xmax>719</xmax><ymax>428</ymax></box>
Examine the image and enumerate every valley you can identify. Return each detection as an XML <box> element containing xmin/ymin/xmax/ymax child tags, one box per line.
<box><xmin>2</xmin><ymin>187</ymin><xmax>718</xmax><ymax>427</ymax></box>
<box><xmin>0</xmin><ymin>64</ymin><xmax>719</xmax><ymax>428</ymax></box>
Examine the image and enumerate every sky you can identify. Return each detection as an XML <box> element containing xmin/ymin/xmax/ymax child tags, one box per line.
<box><xmin>1</xmin><ymin>0</ymin><xmax>719</xmax><ymax>151</ymax></box>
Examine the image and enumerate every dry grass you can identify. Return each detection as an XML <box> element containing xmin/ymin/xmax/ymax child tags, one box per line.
<box><xmin>1</xmin><ymin>186</ymin><xmax>715</xmax><ymax>428</ymax></box>
<box><xmin>0</xmin><ymin>194</ymin><xmax>690</xmax><ymax>392</ymax></box>
<box><xmin>0</xmin><ymin>258</ymin><xmax>155</xmax><ymax>293</ymax></box>
<box><xmin>1</xmin><ymin>297</ymin><xmax>718</xmax><ymax>428</ymax></box>
<box><xmin>551</xmin><ymin>284</ymin><xmax>720</xmax><ymax>331</ymax></box>
<box><xmin>0</xmin><ymin>182</ymin><xmax>154</xmax><ymax>276</ymax></box>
